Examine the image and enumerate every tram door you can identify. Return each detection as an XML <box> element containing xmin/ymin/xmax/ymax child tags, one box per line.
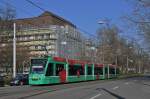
<box><xmin>56</xmin><ymin>64</ymin><xmax>66</xmax><ymax>83</ymax></box>
<box><xmin>105</xmin><ymin>67</ymin><xmax>108</xmax><ymax>79</ymax></box>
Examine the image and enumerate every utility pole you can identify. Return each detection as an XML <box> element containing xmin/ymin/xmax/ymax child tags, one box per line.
<box><xmin>98</xmin><ymin>20</ymin><xmax>109</xmax><ymax>64</ymax></box>
<box><xmin>138</xmin><ymin>48</ymin><xmax>141</xmax><ymax>73</ymax></box>
<box><xmin>13</xmin><ymin>22</ymin><xmax>16</xmax><ymax>78</ymax></box>
<box><xmin>115</xmin><ymin>55</ymin><xmax>117</xmax><ymax>76</ymax></box>
<box><xmin>127</xmin><ymin>56</ymin><xmax>129</xmax><ymax>74</ymax></box>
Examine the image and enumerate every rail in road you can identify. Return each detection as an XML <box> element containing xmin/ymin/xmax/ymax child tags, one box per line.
<box><xmin>0</xmin><ymin>76</ymin><xmax>150</xmax><ymax>99</ymax></box>
<box><xmin>0</xmin><ymin>80</ymin><xmax>113</xmax><ymax>99</ymax></box>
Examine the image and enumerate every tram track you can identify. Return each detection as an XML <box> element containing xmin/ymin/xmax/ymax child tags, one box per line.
<box><xmin>0</xmin><ymin>88</ymin><xmax>37</xmax><ymax>98</ymax></box>
<box><xmin>0</xmin><ymin>77</ymin><xmax>139</xmax><ymax>99</ymax></box>
<box><xmin>0</xmin><ymin>86</ymin><xmax>51</xmax><ymax>98</ymax></box>
<box><xmin>18</xmin><ymin>89</ymin><xmax>56</xmax><ymax>99</ymax></box>
<box><xmin>0</xmin><ymin>82</ymin><xmax>101</xmax><ymax>99</ymax></box>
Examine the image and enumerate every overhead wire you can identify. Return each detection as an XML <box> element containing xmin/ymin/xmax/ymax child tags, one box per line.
<box><xmin>24</xmin><ymin>0</ymin><xmax>99</xmax><ymax>41</ymax></box>
<box><xmin>1</xmin><ymin>0</ymin><xmax>100</xmax><ymax>50</ymax></box>
<box><xmin>25</xmin><ymin>0</ymin><xmax>46</xmax><ymax>12</ymax></box>
<box><xmin>0</xmin><ymin>0</ymin><xmax>34</xmax><ymax>17</ymax></box>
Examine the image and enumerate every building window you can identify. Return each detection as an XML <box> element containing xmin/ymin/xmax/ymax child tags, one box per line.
<box><xmin>19</xmin><ymin>37</ymin><xmax>23</xmax><ymax>41</ymax></box>
<box><xmin>30</xmin><ymin>36</ymin><xmax>34</xmax><ymax>40</ymax></box>
<box><xmin>37</xmin><ymin>35</ymin><xmax>42</xmax><ymax>40</ymax></box>
<box><xmin>44</xmin><ymin>34</ymin><xmax>48</xmax><ymax>39</ymax></box>
<box><xmin>1</xmin><ymin>43</ymin><xmax>6</xmax><ymax>47</ymax></box>
<box><xmin>30</xmin><ymin>46</ymin><xmax>35</xmax><ymax>50</ymax></box>
<box><xmin>35</xmin><ymin>46</ymin><xmax>38</xmax><ymax>49</ymax></box>
<box><xmin>24</xmin><ymin>37</ymin><xmax>28</xmax><ymax>41</ymax></box>
<box><xmin>38</xmin><ymin>46</ymin><xmax>42</xmax><ymax>50</ymax></box>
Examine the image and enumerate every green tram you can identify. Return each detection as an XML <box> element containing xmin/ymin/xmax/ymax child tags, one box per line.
<box><xmin>29</xmin><ymin>56</ymin><xmax>118</xmax><ymax>85</ymax></box>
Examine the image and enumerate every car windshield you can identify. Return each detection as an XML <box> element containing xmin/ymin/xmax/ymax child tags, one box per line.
<box><xmin>14</xmin><ymin>74</ymin><xmax>23</xmax><ymax>80</ymax></box>
<box><xmin>0</xmin><ymin>76</ymin><xmax>3</xmax><ymax>80</ymax></box>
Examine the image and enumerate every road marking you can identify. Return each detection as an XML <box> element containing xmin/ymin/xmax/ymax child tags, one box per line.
<box><xmin>112</xmin><ymin>81</ymin><xmax>115</xmax><ymax>83</ymax></box>
<box><xmin>112</xmin><ymin>86</ymin><xmax>119</xmax><ymax>90</ymax></box>
<box><xmin>90</xmin><ymin>93</ymin><xmax>102</xmax><ymax>99</ymax></box>
<box><xmin>125</xmin><ymin>82</ymin><xmax>129</xmax><ymax>85</ymax></box>
<box><xmin>134</xmin><ymin>80</ymin><xmax>137</xmax><ymax>82</ymax></box>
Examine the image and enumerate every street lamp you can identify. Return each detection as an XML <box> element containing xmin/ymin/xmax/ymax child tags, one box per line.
<box><xmin>13</xmin><ymin>22</ymin><xmax>16</xmax><ymax>78</ymax></box>
<box><xmin>90</xmin><ymin>46</ymin><xmax>96</xmax><ymax>63</ymax></box>
<box><xmin>98</xmin><ymin>20</ymin><xmax>107</xmax><ymax>24</ymax></box>
<box><xmin>61</xmin><ymin>41</ymin><xmax>68</xmax><ymax>58</ymax></box>
<box><xmin>97</xmin><ymin>20</ymin><xmax>109</xmax><ymax>64</ymax></box>
<box><xmin>61</xmin><ymin>40</ymin><xmax>83</xmax><ymax>60</ymax></box>
<box><xmin>126</xmin><ymin>46</ymin><xmax>133</xmax><ymax>73</ymax></box>
<box><xmin>98</xmin><ymin>19</ymin><xmax>110</xmax><ymax>27</ymax></box>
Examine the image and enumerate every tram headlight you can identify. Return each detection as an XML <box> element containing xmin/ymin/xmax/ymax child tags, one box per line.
<box><xmin>32</xmin><ymin>77</ymin><xmax>38</xmax><ymax>80</ymax></box>
<box><xmin>32</xmin><ymin>77</ymin><xmax>41</xmax><ymax>80</ymax></box>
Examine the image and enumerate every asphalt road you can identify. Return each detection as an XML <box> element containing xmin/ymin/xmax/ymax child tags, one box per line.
<box><xmin>0</xmin><ymin>76</ymin><xmax>150</xmax><ymax>99</ymax></box>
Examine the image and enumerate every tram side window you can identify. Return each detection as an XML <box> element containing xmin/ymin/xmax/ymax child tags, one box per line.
<box><xmin>87</xmin><ymin>66</ymin><xmax>92</xmax><ymax>75</ymax></box>
<box><xmin>100</xmin><ymin>68</ymin><xmax>103</xmax><ymax>75</ymax></box>
<box><xmin>94</xmin><ymin>67</ymin><xmax>103</xmax><ymax>75</ymax></box>
<box><xmin>110</xmin><ymin>68</ymin><xmax>115</xmax><ymax>74</ymax></box>
<box><xmin>105</xmin><ymin>68</ymin><xmax>108</xmax><ymax>74</ymax></box>
<box><xmin>69</xmin><ymin>65</ymin><xmax>76</xmax><ymax>76</ymax></box>
<box><xmin>56</xmin><ymin>64</ymin><xmax>64</xmax><ymax>76</ymax></box>
<box><xmin>69</xmin><ymin>65</ymin><xmax>84</xmax><ymax>76</ymax></box>
<box><xmin>46</xmin><ymin>63</ymin><xmax>53</xmax><ymax>76</ymax></box>
<box><xmin>116</xmin><ymin>68</ymin><xmax>119</xmax><ymax>74</ymax></box>
<box><xmin>79</xmin><ymin>66</ymin><xmax>84</xmax><ymax>75</ymax></box>
<box><xmin>94</xmin><ymin>67</ymin><xmax>100</xmax><ymax>75</ymax></box>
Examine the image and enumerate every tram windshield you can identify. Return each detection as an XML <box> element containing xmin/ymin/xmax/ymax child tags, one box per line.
<box><xmin>32</xmin><ymin>66</ymin><xmax>44</xmax><ymax>73</ymax></box>
<box><xmin>31</xmin><ymin>59</ymin><xmax>47</xmax><ymax>73</ymax></box>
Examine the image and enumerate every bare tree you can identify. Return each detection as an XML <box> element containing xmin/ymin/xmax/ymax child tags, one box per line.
<box><xmin>96</xmin><ymin>24</ymin><xmax>148</xmax><ymax>73</ymax></box>
<box><xmin>0</xmin><ymin>4</ymin><xmax>30</xmax><ymax>73</ymax></box>
<box><xmin>0</xmin><ymin>3</ymin><xmax>16</xmax><ymax>34</ymax></box>
<box><xmin>125</xmin><ymin>0</ymin><xmax>150</xmax><ymax>51</ymax></box>
<box><xmin>97</xmin><ymin>25</ymin><xmax>120</xmax><ymax>64</ymax></box>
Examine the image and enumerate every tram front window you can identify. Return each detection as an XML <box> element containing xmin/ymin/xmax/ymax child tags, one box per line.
<box><xmin>32</xmin><ymin>66</ymin><xmax>44</xmax><ymax>73</ymax></box>
<box><xmin>31</xmin><ymin>59</ymin><xmax>47</xmax><ymax>74</ymax></box>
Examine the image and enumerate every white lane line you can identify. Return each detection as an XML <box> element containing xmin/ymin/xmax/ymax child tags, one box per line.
<box><xmin>134</xmin><ymin>80</ymin><xmax>137</xmax><ymax>82</ymax></box>
<box><xmin>90</xmin><ymin>93</ymin><xmax>102</xmax><ymax>99</ymax></box>
<box><xmin>125</xmin><ymin>82</ymin><xmax>129</xmax><ymax>85</ymax></box>
<box><xmin>112</xmin><ymin>86</ymin><xmax>119</xmax><ymax>90</ymax></box>
<box><xmin>111</xmin><ymin>81</ymin><xmax>116</xmax><ymax>83</ymax></box>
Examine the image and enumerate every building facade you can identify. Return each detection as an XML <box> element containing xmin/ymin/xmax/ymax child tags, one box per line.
<box><xmin>0</xmin><ymin>11</ymin><xmax>94</xmax><ymax>73</ymax></box>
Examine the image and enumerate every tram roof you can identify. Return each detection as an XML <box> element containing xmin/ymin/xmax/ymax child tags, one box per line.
<box><xmin>53</xmin><ymin>57</ymin><xmax>87</xmax><ymax>65</ymax></box>
<box><xmin>108</xmin><ymin>64</ymin><xmax>117</xmax><ymax>67</ymax></box>
<box><xmin>94</xmin><ymin>64</ymin><xmax>104</xmax><ymax>67</ymax></box>
<box><xmin>52</xmin><ymin>57</ymin><xmax>105</xmax><ymax>67</ymax></box>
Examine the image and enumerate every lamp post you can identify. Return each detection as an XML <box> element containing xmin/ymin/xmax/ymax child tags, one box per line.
<box><xmin>13</xmin><ymin>22</ymin><xmax>16</xmax><ymax>78</ymax></box>
<box><xmin>61</xmin><ymin>41</ymin><xmax>69</xmax><ymax>82</ymax></box>
<box><xmin>61</xmin><ymin>41</ymin><xmax>67</xmax><ymax>58</ymax></box>
<box><xmin>98</xmin><ymin>20</ymin><xmax>109</xmax><ymax>64</ymax></box>
<box><xmin>126</xmin><ymin>46</ymin><xmax>133</xmax><ymax>74</ymax></box>
<box><xmin>98</xmin><ymin>19</ymin><xmax>110</xmax><ymax>27</ymax></box>
<box><xmin>61</xmin><ymin>41</ymin><xmax>78</xmax><ymax>59</ymax></box>
<box><xmin>90</xmin><ymin>46</ymin><xmax>96</xmax><ymax>63</ymax></box>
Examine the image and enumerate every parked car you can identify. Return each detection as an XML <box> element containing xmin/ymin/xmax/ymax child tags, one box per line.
<box><xmin>10</xmin><ymin>74</ymin><xmax>29</xmax><ymax>86</ymax></box>
<box><xmin>144</xmin><ymin>72</ymin><xmax>150</xmax><ymax>78</ymax></box>
<box><xmin>0</xmin><ymin>76</ymin><xmax>4</xmax><ymax>87</ymax></box>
